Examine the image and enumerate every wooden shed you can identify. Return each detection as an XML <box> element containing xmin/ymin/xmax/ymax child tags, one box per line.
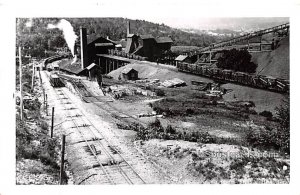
<box><xmin>175</xmin><ymin>55</ymin><xmax>191</xmax><ymax>65</ymax></box>
<box><xmin>121</xmin><ymin>68</ymin><xmax>138</xmax><ymax>80</ymax></box>
<box><xmin>86</xmin><ymin>63</ymin><xmax>100</xmax><ymax>81</ymax></box>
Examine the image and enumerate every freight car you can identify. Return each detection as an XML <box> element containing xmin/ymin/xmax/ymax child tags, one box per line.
<box><xmin>176</xmin><ymin>62</ymin><xmax>289</xmax><ymax>93</ymax></box>
<box><xmin>49</xmin><ymin>73</ymin><xmax>65</xmax><ymax>87</ymax></box>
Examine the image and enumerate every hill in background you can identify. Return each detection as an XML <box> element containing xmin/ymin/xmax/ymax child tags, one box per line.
<box><xmin>67</xmin><ymin>18</ymin><xmax>219</xmax><ymax>47</ymax></box>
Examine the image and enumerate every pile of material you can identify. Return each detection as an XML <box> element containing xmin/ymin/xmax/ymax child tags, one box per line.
<box><xmin>105</xmin><ymin>85</ymin><xmax>156</xmax><ymax>99</ymax></box>
<box><xmin>161</xmin><ymin>78</ymin><xmax>186</xmax><ymax>88</ymax></box>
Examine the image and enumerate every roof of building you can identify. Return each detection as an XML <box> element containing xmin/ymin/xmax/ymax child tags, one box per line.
<box><xmin>86</xmin><ymin>63</ymin><xmax>97</xmax><ymax>70</ymax></box>
<box><xmin>59</xmin><ymin>61</ymin><xmax>84</xmax><ymax>75</ymax></box>
<box><xmin>95</xmin><ymin>43</ymin><xmax>114</xmax><ymax>47</ymax></box>
<box><xmin>87</xmin><ymin>36</ymin><xmax>116</xmax><ymax>46</ymax></box>
<box><xmin>127</xmin><ymin>34</ymin><xmax>137</xmax><ymax>38</ymax></box>
<box><xmin>121</xmin><ymin>67</ymin><xmax>138</xmax><ymax>74</ymax></box>
<box><xmin>96</xmin><ymin>54</ymin><xmax>133</xmax><ymax>62</ymax></box>
<box><xmin>175</xmin><ymin>55</ymin><xmax>188</xmax><ymax>61</ymax></box>
<box><xmin>140</xmin><ymin>34</ymin><xmax>154</xmax><ymax>39</ymax></box>
<box><xmin>119</xmin><ymin>39</ymin><xmax>127</xmax><ymax>48</ymax></box>
<box><xmin>50</xmin><ymin>74</ymin><xmax>59</xmax><ymax>79</ymax></box>
<box><xmin>155</xmin><ymin>37</ymin><xmax>173</xmax><ymax>43</ymax></box>
<box><xmin>115</xmin><ymin>44</ymin><xmax>123</xmax><ymax>47</ymax></box>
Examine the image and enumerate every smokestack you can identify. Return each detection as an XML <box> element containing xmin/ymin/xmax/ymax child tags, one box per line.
<box><xmin>80</xmin><ymin>27</ymin><xmax>88</xmax><ymax>69</ymax></box>
<box><xmin>127</xmin><ymin>21</ymin><xmax>130</xmax><ymax>37</ymax></box>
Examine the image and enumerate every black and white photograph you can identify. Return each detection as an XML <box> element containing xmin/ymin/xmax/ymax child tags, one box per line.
<box><xmin>0</xmin><ymin>0</ymin><xmax>299</xmax><ymax>194</ymax></box>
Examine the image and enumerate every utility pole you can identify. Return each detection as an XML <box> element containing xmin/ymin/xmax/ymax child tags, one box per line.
<box><xmin>50</xmin><ymin>107</ymin><xmax>54</xmax><ymax>138</ymax></box>
<box><xmin>60</xmin><ymin>134</ymin><xmax>66</xmax><ymax>185</ymax></box>
<box><xmin>31</xmin><ymin>61</ymin><xmax>35</xmax><ymax>93</ymax></box>
<box><xmin>19</xmin><ymin>47</ymin><xmax>23</xmax><ymax>121</ymax></box>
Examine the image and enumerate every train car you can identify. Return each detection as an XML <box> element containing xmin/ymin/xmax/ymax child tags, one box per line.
<box><xmin>211</xmin><ymin>68</ymin><xmax>222</xmax><ymax>79</ymax></box>
<box><xmin>49</xmin><ymin>73</ymin><xmax>65</xmax><ymax>88</ymax></box>
<box><xmin>223</xmin><ymin>69</ymin><xmax>233</xmax><ymax>81</ymax></box>
<box><xmin>175</xmin><ymin>60</ymin><xmax>288</xmax><ymax>93</ymax></box>
<box><xmin>195</xmin><ymin>64</ymin><xmax>203</xmax><ymax>75</ymax></box>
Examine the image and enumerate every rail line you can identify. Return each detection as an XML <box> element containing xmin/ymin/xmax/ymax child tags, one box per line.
<box><xmin>45</xmin><ymin>72</ymin><xmax>146</xmax><ymax>184</ymax></box>
<box><xmin>58</xmin><ymin>74</ymin><xmax>148</xmax><ymax>127</ymax></box>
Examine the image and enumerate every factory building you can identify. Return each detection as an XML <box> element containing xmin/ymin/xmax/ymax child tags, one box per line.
<box><xmin>76</xmin><ymin>27</ymin><xmax>116</xmax><ymax>69</ymax></box>
<box><xmin>124</xmin><ymin>21</ymin><xmax>173</xmax><ymax>61</ymax></box>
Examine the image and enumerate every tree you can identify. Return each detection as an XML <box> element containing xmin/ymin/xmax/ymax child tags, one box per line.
<box><xmin>217</xmin><ymin>49</ymin><xmax>258</xmax><ymax>73</ymax></box>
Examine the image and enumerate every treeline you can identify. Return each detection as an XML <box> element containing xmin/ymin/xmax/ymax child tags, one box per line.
<box><xmin>67</xmin><ymin>18</ymin><xmax>218</xmax><ymax>47</ymax></box>
<box><xmin>16</xmin><ymin>18</ymin><xmax>65</xmax><ymax>59</ymax></box>
<box><xmin>16</xmin><ymin>18</ymin><xmax>219</xmax><ymax>58</ymax></box>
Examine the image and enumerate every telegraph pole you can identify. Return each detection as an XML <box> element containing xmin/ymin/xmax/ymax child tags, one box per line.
<box><xmin>31</xmin><ymin>61</ymin><xmax>35</xmax><ymax>93</ymax></box>
<box><xmin>19</xmin><ymin>47</ymin><xmax>23</xmax><ymax>121</ymax></box>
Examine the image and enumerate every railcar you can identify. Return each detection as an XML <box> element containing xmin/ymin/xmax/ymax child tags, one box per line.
<box><xmin>175</xmin><ymin>61</ymin><xmax>289</xmax><ymax>93</ymax></box>
<box><xmin>49</xmin><ymin>73</ymin><xmax>65</xmax><ymax>87</ymax></box>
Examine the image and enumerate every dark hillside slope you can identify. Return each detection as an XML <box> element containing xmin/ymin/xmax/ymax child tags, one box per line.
<box><xmin>251</xmin><ymin>36</ymin><xmax>289</xmax><ymax>79</ymax></box>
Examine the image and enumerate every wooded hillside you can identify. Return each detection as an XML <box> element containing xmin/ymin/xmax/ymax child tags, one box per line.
<box><xmin>16</xmin><ymin>18</ymin><xmax>219</xmax><ymax>58</ymax></box>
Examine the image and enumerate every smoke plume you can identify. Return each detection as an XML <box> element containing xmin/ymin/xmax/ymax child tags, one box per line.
<box><xmin>47</xmin><ymin>19</ymin><xmax>77</xmax><ymax>57</ymax></box>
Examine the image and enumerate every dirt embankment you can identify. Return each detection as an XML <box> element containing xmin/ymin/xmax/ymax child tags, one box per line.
<box><xmin>251</xmin><ymin>36</ymin><xmax>289</xmax><ymax>79</ymax></box>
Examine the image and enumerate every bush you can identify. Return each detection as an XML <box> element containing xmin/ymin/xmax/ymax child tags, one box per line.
<box><xmin>188</xmin><ymin>153</ymin><xmax>230</xmax><ymax>182</ymax></box>
<box><xmin>165</xmin><ymin>125</ymin><xmax>176</xmax><ymax>134</ymax></box>
<box><xmin>148</xmin><ymin>118</ymin><xmax>164</xmax><ymax>133</ymax></box>
<box><xmin>155</xmin><ymin>89</ymin><xmax>165</xmax><ymax>96</ymax></box>
<box><xmin>246</xmin><ymin>98</ymin><xmax>289</xmax><ymax>153</ymax></box>
<box><xmin>217</xmin><ymin>49</ymin><xmax>258</xmax><ymax>73</ymax></box>
<box><xmin>259</xmin><ymin>110</ymin><xmax>273</xmax><ymax>119</ymax></box>
<box><xmin>136</xmin><ymin>127</ymin><xmax>150</xmax><ymax>141</ymax></box>
<box><xmin>40</xmin><ymin>120</ymin><xmax>48</xmax><ymax>132</ymax></box>
<box><xmin>23</xmin><ymin>98</ymin><xmax>41</xmax><ymax>111</ymax></box>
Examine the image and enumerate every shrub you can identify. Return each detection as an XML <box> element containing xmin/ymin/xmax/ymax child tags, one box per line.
<box><xmin>23</xmin><ymin>98</ymin><xmax>41</xmax><ymax>111</ymax></box>
<box><xmin>188</xmin><ymin>153</ymin><xmax>230</xmax><ymax>182</ymax></box>
<box><xmin>155</xmin><ymin>89</ymin><xmax>165</xmax><ymax>96</ymax></box>
<box><xmin>148</xmin><ymin>118</ymin><xmax>164</xmax><ymax>133</ymax></box>
<box><xmin>117</xmin><ymin>122</ymin><xmax>143</xmax><ymax>131</ymax></box>
<box><xmin>165</xmin><ymin>125</ymin><xmax>176</xmax><ymax>134</ymax></box>
<box><xmin>136</xmin><ymin>127</ymin><xmax>150</xmax><ymax>141</ymax></box>
<box><xmin>245</xmin><ymin>98</ymin><xmax>290</xmax><ymax>153</ymax></box>
<box><xmin>40</xmin><ymin>120</ymin><xmax>48</xmax><ymax>131</ymax></box>
<box><xmin>259</xmin><ymin>110</ymin><xmax>273</xmax><ymax>119</ymax></box>
<box><xmin>274</xmin><ymin>98</ymin><xmax>289</xmax><ymax>153</ymax></box>
<box><xmin>217</xmin><ymin>49</ymin><xmax>258</xmax><ymax>73</ymax></box>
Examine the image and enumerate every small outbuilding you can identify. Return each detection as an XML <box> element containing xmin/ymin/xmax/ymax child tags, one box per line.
<box><xmin>86</xmin><ymin>63</ymin><xmax>99</xmax><ymax>81</ymax></box>
<box><xmin>175</xmin><ymin>55</ymin><xmax>192</xmax><ymax>65</ymax></box>
<box><xmin>120</xmin><ymin>68</ymin><xmax>138</xmax><ymax>80</ymax></box>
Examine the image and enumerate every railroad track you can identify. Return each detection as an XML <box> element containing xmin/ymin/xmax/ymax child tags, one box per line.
<box><xmin>46</xmin><ymin>74</ymin><xmax>146</xmax><ymax>184</ymax></box>
<box><xmin>59</xmin><ymin>74</ymin><xmax>148</xmax><ymax>127</ymax></box>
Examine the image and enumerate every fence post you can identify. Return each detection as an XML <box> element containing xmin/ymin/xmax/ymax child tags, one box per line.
<box><xmin>50</xmin><ymin>107</ymin><xmax>54</xmax><ymax>138</ymax></box>
<box><xmin>60</xmin><ymin>134</ymin><xmax>66</xmax><ymax>185</ymax></box>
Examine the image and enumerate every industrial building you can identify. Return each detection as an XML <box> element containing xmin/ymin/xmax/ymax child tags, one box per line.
<box><xmin>124</xmin><ymin>21</ymin><xmax>173</xmax><ymax>61</ymax></box>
